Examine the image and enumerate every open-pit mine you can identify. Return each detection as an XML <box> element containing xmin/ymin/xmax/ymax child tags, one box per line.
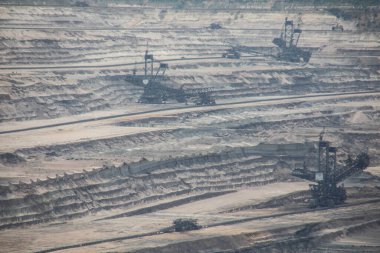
<box><xmin>0</xmin><ymin>0</ymin><xmax>380</xmax><ymax>252</ymax></box>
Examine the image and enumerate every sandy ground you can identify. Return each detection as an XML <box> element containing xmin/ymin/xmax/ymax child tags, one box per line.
<box><xmin>0</xmin><ymin>182</ymin><xmax>317</xmax><ymax>252</ymax></box>
<box><xmin>1</xmin><ymin>92</ymin><xmax>378</xmax><ymax>152</ymax></box>
<box><xmin>367</xmin><ymin>167</ymin><xmax>380</xmax><ymax>177</ymax></box>
<box><xmin>0</xmin><ymin>5</ymin><xmax>379</xmax><ymax>123</ymax></box>
<box><xmin>0</xmin><ymin>3</ymin><xmax>379</xmax><ymax>253</ymax></box>
<box><xmin>0</xmin><ymin>125</ymin><xmax>170</xmax><ymax>152</ymax></box>
<box><xmin>52</xmin><ymin>201</ymin><xmax>380</xmax><ymax>253</ymax></box>
<box><xmin>1</xmin><ymin>179</ymin><xmax>377</xmax><ymax>253</ymax></box>
<box><xmin>155</xmin><ymin>182</ymin><xmax>309</xmax><ymax>215</ymax></box>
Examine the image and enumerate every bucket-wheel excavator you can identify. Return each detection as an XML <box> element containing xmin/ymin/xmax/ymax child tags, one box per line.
<box><xmin>272</xmin><ymin>17</ymin><xmax>312</xmax><ymax>63</ymax></box>
<box><xmin>133</xmin><ymin>50</ymin><xmax>215</xmax><ymax>105</ymax></box>
<box><xmin>222</xmin><ymin>16</ymin><xmax>312</xmax><ymax>63</ymax></box>
<box><xmin>292</xmin><ymin>131</ymin><xmax>370</xmax><ymax>208</ymax></box>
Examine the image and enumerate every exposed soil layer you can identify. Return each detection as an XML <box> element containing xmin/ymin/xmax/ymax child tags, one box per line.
<box><xmin>0</xmin><ymin>1</ymin><xmax>380</xmax><ymax>253</ymax></box>
<box><xmin>1</xmin><ymin>4</ymin><xmax>380</xmax><ymax>122</ymax></box>
<box><xmin>0</xmin><ymin>146</ymin><xmax>293</xmax><ymax>229</ymax></box>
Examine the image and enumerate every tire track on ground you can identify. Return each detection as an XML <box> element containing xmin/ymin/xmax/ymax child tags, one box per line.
<box><xmin>1</xmin><ymin>91</ymin><xmax>379</xmax><ymax>135</ymax></box>
<box><xmin>34</xmin><ymin>198</ymin><xmax>380</xmax><ymax>253</ymax></box>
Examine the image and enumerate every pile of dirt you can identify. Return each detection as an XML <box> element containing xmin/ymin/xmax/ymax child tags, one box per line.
<box><xmin>347</xmin><ymin>111</ymin><xmax>372</xmax><ymax>125</ymax></box>
<box><xmin>0</xmin><ymin>153</ymin><xmax>25</xmax><ymax>165</ymax></box>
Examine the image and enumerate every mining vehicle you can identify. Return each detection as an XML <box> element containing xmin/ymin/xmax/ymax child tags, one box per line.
<box><xmin>138</xmin><ymin>82</ymin><xmax>186</xmax><ymax>104</ymax></box>
<box><xmin>136</xmin><ymin>53</ymin><xmax>180</xmax><ymax>104</ymax></box>
<box><xmin>172</xmin><ymin>218</ymin><xmax>201</xmax><ymax>232</ymax></box>
<box><xmin>332</xmin><ymin>22</ymin><xmax>344</xmax><ymax>31</ymax></box>
<box><xmin>222</xmin><ymin>48</ymin><xmax>241</xmax><ymax>59</ymax></box>
<box><xmin>272</xmin><ymin>17</ymin><xmax>312</xmax><ymax>63</ymax></box>
<box><xmin>221</xmin><ymin>16</ymin><xmax>311</xmax><ymax>63</ymax></box>
<box><xmin>292</xmin><ymin>131</ymin><xmax>370</xmax><ymax>208</ymax></box>
<box><xmin>185</xmin><ymin>87</ymin><xmax>216</xmax><ymax>106</ymax></box>
<box><xmin>208</xmin><ymin>23</ymin><xmax>222</xmax><ymax>29</ymax></box>
<box><xmin>194</xmin><ymin>92</ymin><xmax>216</xmax><ymax>106</ymax></box>
<box><xmin>129</xmin><ymin>50</ymin><xmax>216</xmax><ymax>105</ymax></box>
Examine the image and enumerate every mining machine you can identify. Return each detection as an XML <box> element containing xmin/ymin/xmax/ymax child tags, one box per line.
<box><xmin>272</xmin><ymin>17</ymin><xmax>312</xmax><ymax>63</ymax></box>
<box><xmin>222</xmin><ymin>16</ymin><xmax>312</xmax><ymax>63</ymax></box>
<box><xmin>332</xmin><ymin>22</ymin><xmax>344</xmax><ymax>31</ymax></box>
<box><xmin>185</xmin><ymin>87</ymin><xmax>216</xmax><ymax>106</ymax></box>
<box><xmin>137</xmin><ymin>50</ymin><xmax>179</xmax><ymax>104</ymax></box>
<box><xmin>222</xmin><ymin>47</ymin><xmax>241</xmax><ymax>59</ymax></box>
<box><xmin>292</xmin><ymin>131</ymin><xmax>370</xmax><ymax>208</ymax></box>
<box><xmin>129</xmin><ymin>50</ymin><xmax>216</xmax><ymax>105</ymax></box>
<box><xmin>208</xmin><ymin>22</ymin><xmax>222</xmax><ymax>29</ymax></box>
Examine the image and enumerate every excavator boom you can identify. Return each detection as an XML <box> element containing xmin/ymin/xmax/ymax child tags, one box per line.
<box><xmin>291</xmin><ymin>135</ymin><xmax>370</xmax><ymax>208</ymax></box>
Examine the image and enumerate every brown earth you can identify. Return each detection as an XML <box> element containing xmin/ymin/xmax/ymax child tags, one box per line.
<box><xmin>0</xmin><ymin>1</ymin><xmax>379</xmax><ymax>252</ymax></box>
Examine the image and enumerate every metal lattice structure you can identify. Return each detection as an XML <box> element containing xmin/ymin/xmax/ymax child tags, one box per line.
<box><xmin>144</xmin><ymin>50</ymin><xmax>154</xmax><ymax>79</ymax></box>
<box><xmin>132</xmin><ymin>51</ymin><xmax>216</xmax><ymax>105</ymax></box>
<box><xmin>272</xmin><ymin>17</ymin><xmax>312</xmax><ymax>63</ymax></box>
<box><xmin>292</xmin><ymin>132</ymin><xmax>370</xmax><ymax>208</ymax></box>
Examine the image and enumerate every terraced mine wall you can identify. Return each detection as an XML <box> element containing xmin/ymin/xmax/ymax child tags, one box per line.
<box><xmin>0</xmin><ymin>143</ymin><xmax>313</xmax><ymax>229</ymax></box>
<box><xmin>2</xmin><ymin>0</ymin><xmax>379</xmax><ymax>9</ymax></box>
<box><xmin>1</xmin><ymin>2</ymin><xmax>380</xmax><ymax>122</ymax></box>
<box><xmin>130</xmin><ymin>217</ymin><xmax>380</xmax><ymax>253</ymax></box>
